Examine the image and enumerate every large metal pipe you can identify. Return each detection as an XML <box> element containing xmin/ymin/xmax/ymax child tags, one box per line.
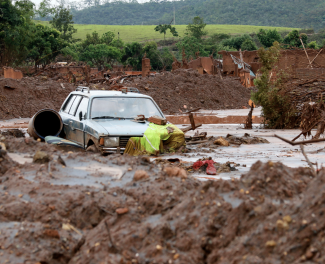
<box><xmin>28</xmin><ymin>109</ymin><xmax>63</xmax><ymax>140</ymax></box>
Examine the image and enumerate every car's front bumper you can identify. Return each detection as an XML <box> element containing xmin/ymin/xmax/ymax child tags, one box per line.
<box><xmin>100</xmin><ymin>147</ymin><xmax>126</xmax><ymax>154</ymax></box>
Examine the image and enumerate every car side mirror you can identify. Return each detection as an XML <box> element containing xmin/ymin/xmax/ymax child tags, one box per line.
<box><xmin>79</xmin><ymin>111</ymin><xmax>83</xmax><ymax>121</ymax></box>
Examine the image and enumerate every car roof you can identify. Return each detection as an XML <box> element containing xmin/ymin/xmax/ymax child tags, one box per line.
<box><xmin>71</xmin><ymin>90</ymin><xmax>152</xmax><ymax>99</ymax></box>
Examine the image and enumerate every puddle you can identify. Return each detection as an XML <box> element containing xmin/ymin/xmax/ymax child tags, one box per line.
<box><xmin>73</xmin><ymin>165</ymin><xmax>125</xmax><ymax>179</ymax></box>
<box><xmin>7</xmin><ymin>153</ymin><xmax>33</xmax><ymax>164</ymax></box>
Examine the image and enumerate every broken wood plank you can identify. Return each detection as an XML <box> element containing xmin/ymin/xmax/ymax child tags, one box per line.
<box><xmin>186</xmin><ymin>140</ymin><xmax>209</xmax><ymax>145</ymax></box>
<box><xmin>275</xmin><ymin>134</ymin><xmax>325</xmax><ymax>146</ymax></box>
<box><xmin>181</xmin><ymin>123</ymin><xmax>202</xmax><ymax>133</ymax></box>
<box><xmin>189</xmin><ymin>113</ymin><xmax>196</xmax><ymax>130</ymax></box>
<box><xmin>309</xmin><ymin>48</ymin><xmax>323</xmax><ymax>66</ymax></box>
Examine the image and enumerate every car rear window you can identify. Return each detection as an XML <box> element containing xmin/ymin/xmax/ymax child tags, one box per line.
<box><xmin>69</xmin><ymin>96</ymin><xmax>82</xmax><ymax>116</ymax></box>
<box><xmin>62</xmin><ymin>95</ymin><xmax>76</xmax><ymax>113</ymax></box>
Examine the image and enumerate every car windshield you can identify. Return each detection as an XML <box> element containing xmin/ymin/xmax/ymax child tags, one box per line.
<box><xmin>90</xmin><ymin>97</ymin><xmax>163</xmax><ymax>119</ymax></box>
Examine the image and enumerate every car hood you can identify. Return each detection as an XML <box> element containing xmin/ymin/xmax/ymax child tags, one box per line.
<box><xmin>88</xmin><ymin>119</ymin><xmax>149</xmax><ymax>136</ymax></box>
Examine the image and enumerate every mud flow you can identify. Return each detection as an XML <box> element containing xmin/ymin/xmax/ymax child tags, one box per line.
<box><xmin>1</xmin><ymin>68</ymin><xmax>323</xmax><ymax>263</ymax></box>
<box><xmin>0</xmin><ymin>134</ymin><xmax>323</xmax><ymax>264</ymax></box>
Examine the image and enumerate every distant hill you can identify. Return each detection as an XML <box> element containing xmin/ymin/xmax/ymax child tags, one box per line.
<box><xmin>71</xmin><ymin>0</ymin><xmax>325</xmax><ymax>30</ymax></box>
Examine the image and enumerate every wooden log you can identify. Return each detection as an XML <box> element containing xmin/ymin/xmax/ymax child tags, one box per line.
<box><xmin>189</xmin><ymin>113</ymin><xmax>196</xmax><ymax>130</ymax></box>
<box><xmin>181</xmin><ymin>123</ymin><xmax>202</xmax><ymax>133</ymax></box>
<box><xmin>186</xmin><ymin>140</ymin><xmax>209</xmax><ymax>145</ymax></box>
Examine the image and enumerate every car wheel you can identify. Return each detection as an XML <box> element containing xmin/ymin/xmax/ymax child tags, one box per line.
<box><xmin>86</xmin><ymin>144</ymin><xmax>98</xmax><ymax>153</ymax></box>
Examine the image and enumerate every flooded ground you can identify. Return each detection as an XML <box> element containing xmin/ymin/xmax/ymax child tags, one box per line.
<box><xmin>173</xmin><ymin>123</ymin><xmax>325</xmax><ymax>180</ymax></box>
<box><xmin>1</xmin><ymin>108</ymin><xmax>325</xmax><ymax>263</ymax></box>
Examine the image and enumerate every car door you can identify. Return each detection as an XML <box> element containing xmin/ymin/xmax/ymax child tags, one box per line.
<box><xmin>70</xmin><ymin>97</ymin><xmax>90</xmax><ymax>147</ymax></box>
<box><xmin>63</xmin><ymin>95</ymin><xmax>82</xmax><ymax>145</ymax></box>
<box><xmin>60</xmin><ymin>94</ymin><xmax>78</xmax><ymax>137</ymax></box>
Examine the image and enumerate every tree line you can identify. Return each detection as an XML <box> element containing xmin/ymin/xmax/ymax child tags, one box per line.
<box><xmin>2</xmin><ymin>0</ymin><xmax>325</xmax><ymax>73</ymax></box>
<box><xmin>66</xmin><ymin>0</ymin><xmax>325</xmax><ymax>31</ymax></box>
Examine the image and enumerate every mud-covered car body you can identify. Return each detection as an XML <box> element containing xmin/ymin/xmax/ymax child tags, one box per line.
<box><xmin>59</xmin><ymin>87</ymin><xmax>165</xmax><ymax>154</ymax></box>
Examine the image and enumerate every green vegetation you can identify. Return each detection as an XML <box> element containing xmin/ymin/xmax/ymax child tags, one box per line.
<box><xmin>0</xmin><ymin>0</ymin><xmax>69</xmax><ymax>67</ymax></box>
<box><xmin>252</xmin><ymin>42</ymin><xmax>297</xmax><ymax>129</ymax></box>
<box><xmin>283</xmin><ymin>30</ymin><xmax>308</xmax><ymax>48</ymax></box>
<box><xmin>223</xmin><ymin>34</ymin><xmax>257</xmax><ymax>51</ymax></box>
<box><xmin>35</xmin><ymin>21</ymin><xmax>298</xmax><ymax>43</ymax></box>
<box><xmin>67</xmin><ymin>0</ymin><xmax>325</xmax><ymax>30</ymax></box>
<box><xmin>257</xmin><ymin>29</ymin><xmax>283</xmax><ymax>48</ymax></box>
<box><xmin>186</xmin><ymin>16</ymin><xmax>208</xmax><ymax>40</ymax></box>
<box><xmin>4</xmin><ymin>0</ymin><xmax>325</xmax><ymax>78</ymax></box>
<box><xmin>49</xmin><ymin>6</ymin><xmax>77</xmax><ymax>42</ymax></box>
<box><xmin>154</xmin><ymin>24</ymin><xmax>178</xmax><ymax>45</ymax></box>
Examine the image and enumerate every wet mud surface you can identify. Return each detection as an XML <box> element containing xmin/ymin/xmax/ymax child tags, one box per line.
<box><xmin>0</xmin><ymin>135</ymin><xmax>324</xmax><ymax>264</ymax></box>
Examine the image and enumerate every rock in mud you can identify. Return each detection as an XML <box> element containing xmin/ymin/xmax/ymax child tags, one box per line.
<box><xmin>0</xmin><ymin>142</ymin><xmax>6</xmax><ymax>151</ymax></box>
<box><xmin>33</xmin><ymin>150</ymin><xmax>51</xmax><ymax>163</ymax></box>
<box><xmin>133</xmin><ymin>170</ymin><xmax>149</xmax><ymax>181</ymax></box>
<box><xmin>43</xmin><ymin>229</ymin><xmax>60</xmax><ymax>239</ymax></box>
<box><xmin>163</xmin><ymin>166</ymin><xmax>187</xmax><ymax>178</ymax></box>
<box><xmin>116</xmin><ymin>208</ymin><xmax>129</xmax><ymax>215</ymax></box>
<box><xmin>214</xmin><ymin>137</ymin><xmax>230</xmax><ymax>146</ymax></box>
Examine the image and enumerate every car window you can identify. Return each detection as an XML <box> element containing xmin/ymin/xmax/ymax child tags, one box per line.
<box><xmin>69</xmin><ymin>95</ymin><xmax>82</xmax><ymax>116</ymax></box>
<box><xmin>76</xmin><ymin>97</ymin><xmax>89</xmax><ymax>120</ymax></box>
<box><xmin>90</xmin><ymin>97</ymin><xmax>163</xmax><ymax>119</ymax></box>
<box><xmin>63</xmin><ymin>95</ymin><xmax>76</xmax><ymax>113</ymax></box>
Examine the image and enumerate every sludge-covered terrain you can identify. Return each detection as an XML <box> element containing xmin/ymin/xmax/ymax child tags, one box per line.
<box><xmin>0</xmin><ymin>68</ymin><xmax>251</xmax><ymax>120</ymax></box>
<box><xmin>0</xmin><ymin>135</ymin><xmax>323</xmax><ymax>264</ymax></box>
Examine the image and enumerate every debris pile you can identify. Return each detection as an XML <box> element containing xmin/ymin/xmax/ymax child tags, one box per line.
<box><xmin>284</xmin><ymin>77</ymin><xmax>325</xmax><ymax>109</ymax></box>
<box><xmin>281</xmin><ymin>77</ymin><xmax>325</xmax><ymax>138</ymax></box>
<box><xmin>185</xmin><ymin>133</ymin><xmax>269</xmax><ymax>153</ymax></box>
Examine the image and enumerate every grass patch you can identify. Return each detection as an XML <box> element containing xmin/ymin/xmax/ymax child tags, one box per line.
<box><xmin>35</xmin><ymin>21</ymin><xmax>298</xmax><ymax>43</ymax></box>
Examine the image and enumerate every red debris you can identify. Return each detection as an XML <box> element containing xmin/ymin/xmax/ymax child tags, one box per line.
<box><xmin>193</xmin><ymin>160</ymin><xmax>217</xmax><ymax>175</ymax></box>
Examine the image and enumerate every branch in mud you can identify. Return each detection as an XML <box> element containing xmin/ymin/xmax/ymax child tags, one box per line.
<box><xmin>275</xmin><ymin>134</ymin><xmax>325</xmax><ymax>145</ymax></box>
<box><xmin>274</xmin><ymin>134</ymin><xmax>317</xmax><ymax>176</ymax></box>
<box><xmin>104</xmin><ymin>220</ymin><xmax>120</xmax><ymax>254</ymax></box>
<box><xmin>300</xmin><ymin>144</ymin><xmax>317</xmax><ymax>177</ymax></box>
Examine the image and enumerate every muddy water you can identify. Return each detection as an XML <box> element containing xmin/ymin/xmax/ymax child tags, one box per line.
<box><xmin>0</xmin><ymin>131</ymin><xmax>324</xmax><ymax>263</ymax></box>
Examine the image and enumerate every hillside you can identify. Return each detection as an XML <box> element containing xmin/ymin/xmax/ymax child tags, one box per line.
<box><xmin>71</xmin><ymin>0</ymin><xmax>325</xmax><ymax>30</ymax></box>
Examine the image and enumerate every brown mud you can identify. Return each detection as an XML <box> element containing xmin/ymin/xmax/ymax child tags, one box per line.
<box><xmin>123</xmin><ymin>69</ymin><xmax>252</xmax><ymax>114</ymax></box>
<box><xmin>0</xmin><ymin>77</ymin><xmax>75</xmax><ymax>120</ymax></box>
<box><xmin>0</xmin><ymin>135</ymin><xmax>323</xmax><ymax>264</ymax></box>
<box><xmin>0</xmin><ymin>69</ymin><xmax>252</xmax><ymax>120</ymax></box>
